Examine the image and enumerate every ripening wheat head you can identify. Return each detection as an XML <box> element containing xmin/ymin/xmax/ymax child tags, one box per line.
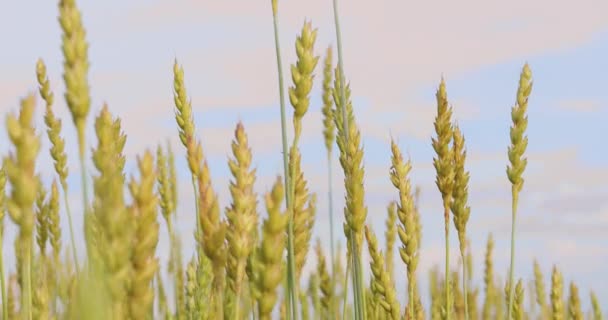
<box><xmin>225</xmin><ymin>122</ymin><xmax>258</xmax><ymax>298</ymax></box>
<box><xmin>92</xmin><ymin>106</ymin><xmax>132</xmax><ymax>318</ymax></box>
<box><xmin>507</xmin><ymin>64</ymin><xmax>532</xmax><ymax>193</ymax></box>
<box><xmin>256</xmin><ymin>177</ymin><xmax>288</xmax><ymax>320</ymax></box>
<box><xmin>127</xmin><ymin>151</ymin><xmax>160</xmax><ymax>319</ymax></box>
<box><xmin>59</xmin><ymin>0</ymin><xmax>91</xmax><ymax>151</ymax></box>
<box><xmin>321</xmin><ymin>46</ymin><xmax>335</xmax><ymax>153</ymax></box>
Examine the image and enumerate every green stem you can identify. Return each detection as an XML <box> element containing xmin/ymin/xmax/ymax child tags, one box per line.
<box><xmin>270</xmin><ymin>3</ymin><xmax>297</xmax><ymax>320</ymax></box>
<box><xmin>507</xmin><ymin>188</ymin><xmax>518</xmax><ymax>320</ymax></box>
<box><xmin>190</xmin><ymin>175</ymin><xmax>201</xmax><ymax>257</ymax></box>
<box><xmin>62</xmin><ymin>188</ymin><xmax>80</xmax><ymax>271</ymax></box>
<box><xmin>0</xmin><ymin>238</ymin><xmax>7</xmax><ymax>320</ymax></box>
<box><xmin>24</xmin><ymin>237</ymin><xmax>32</xmax><ymax>320</ymax></box>
<box><xmin>327</xmin><ymin>155</ymin><xmax>335</xmax><ymax>266</ymax></box>
<box><xmin>409</xmin><ymin>277</ymin><xmax>414</xmax><ymax>320</ymax></box>
<box><xmin>341</xmin><ymin>258</ymin><xmax>350</xmax><ymax>320</ymax></box>
<box><xmin>444</xmin><ymin>204</ymin><xmax>451</xmax><ymax>320</ymax></box>
<box><xmin>462</xmin><ymin>251</ymin><xmax>469</xmax><ymax>320</ymax></box>
<box><xmin>327</xmin><ymin>153</ymin><xmax>336</xmax><ymax>317</ymax></box>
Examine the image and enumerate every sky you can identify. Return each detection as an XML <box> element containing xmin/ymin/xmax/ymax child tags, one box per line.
<box><xmin>1</xmin><ymin>0</ymin><xmax>607</xmax><ymax>314</ymax></box>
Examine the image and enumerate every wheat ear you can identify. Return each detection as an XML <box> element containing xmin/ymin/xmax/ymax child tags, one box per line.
<box><xmin>59</xmin><ymin>0</ymin><xmax>92</xmax><ymax>221</ymax></box>
<box><xmin>389</xmin><ymin>139</ymin><xmax>419</xmax><ymax>319</ymax></box>
<box><xmin>481</xmin><ymin>234</ymin><xmax>494</xmax><ymax>320</ymax></box>
<box><xmin>506</xmin><ymin>64</ymin><xmax>533</xmax><ymax>320</ymax></box>
<box><xmin>332</xmin><ymin>68</ymin><xmax>368</xmax><ymax>319</ymax></box>
<box><xmin>432</xmin><ymin>78</ymin><xmax>455</xmax><ymax>320</ymax></box>
<box><xmin>365</xmin><ymin>225</ymin><xmax>400</xmax><ymax>320</ymax></box>
<box><xmin>225</xmin><ymin>122</ymin><xmax>258</xmax><ymax>319</ymax></box>
<box><xmin>533</xmin><ymin>260</ymin><xmax>547</xmax><ymax>319</ymax></box>
<box><xmin>550</xmin><ymin>266</ymin><xmax>564</xmax><ymax>320</ymax></box>
<box><xmin>450</xmin><ymin>125</ymin><xmax>471</xmax><ymax>320</ymax></box>
<box><xmin>36</xmin><ymin>59</ymin><xmax>80</xmax><ymax>272</ymax></box>
<box><xmin>256</xmin><ymin>177</ymin><xmax>289</xmax><ymax>320</ymax></box>
<box><xmin>92</xmin><ymin>106</ymin><xmax>132</xmax><ymax>318</ymax></box>
<box><xmin>127</xmin><ymin>151</ymin><xmax>159</xmax><ymax>319</ymax></box>
<box><xmin>567</xmin><ymin>282</ymin><xmax>583</xmax><ymax>320</ymax></box>
<box><xmin>5</xmin><ymin>94</ymin><xmax>40</xmax><ymax>320</ymax></box>
<box><xmin>590</xmin><ymin>291</ymin><xmax>602</xmax><ymax>320</ymax></box>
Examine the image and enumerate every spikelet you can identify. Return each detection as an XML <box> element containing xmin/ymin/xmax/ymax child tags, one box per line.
<box><xmin>4</xmin><ymin>94</ymin><xmax>40</xmax><ymax>320</ymax></box>
<box><xmin>482</xmin><ymin>234</ymin><xmax>495</xmax><ymax>320</ymax></box>
<box><xmin>35</xmin><ymin>179</ymin><xmax>49</xmax><ymax>256</ymax></box>
<box><xmin>389</xmin><ymin>140</ymin><xmax>419</xmax><ymax>318</ymax></box>
<box><xmin>567</xmin><ymin>282</ymin><xmax>582</xmax><ymax>320</ymax></box>
<box><xmin>590</xmin><ymin>291</ymin><xmax>602</xmax><ymax>320</ymax></box>
<box><xmin>289</xmin><ymin>21</ymin><xmax>319</xmax><ymax>139</ymax></box>
<box><xmin>48</xmin><ymin>181</ymin><xmax>62</xmax><ymax>262</ymax></box>
<box><xmin>225</xmin><ymin>122</ymin><xmax>258</xmax><ymax>304</ymax></box>
<box><xmin>92</xmin><ymin>106</ymin><xmax>132</xmax><ymax>318</ymax></box>
<box><xmin>33</xmin><ymin>263</ymin><xmax>50</xmax><ymax>320</ymax></box>
<box><xmin>128</xmin><ymin>151</ymin><xmax>159</xmax><ymax>319</ymax></box>
<box><xmin>364</xmin><ymin>226</ymin><xmax>400</xmax><ymax>320</ymax></box>
<box><xmin>256</xmin><ymin>177</ymin><xmax>288</xmax><ymax>320</ymax></box>
<box><xmin>533</xmin><ymin>260</ymin><xmax>548</xmax><ymax>319</ymax></box>
<box><xmin>315</xmin><ymin>239</ymin><xmax>332</xmax><ymax>318</ymax></box>
<box><xmin>321</xmin><ymin>46</ymin><xmax>335</xmax><ymax>153</ymax></box>
<box><xmin>384</xmin><ymin>202</ymin><xmax>397</xmax><ymax>280</ymax></box>
<box><xmin>550</xmin><ymin>266</ymin><xmax>564</xmax><ymax>320</ymax></box>
<box><xmin>332</xmin><ymin>68</ymin><xmax>367</xmax><ymax>252</ymax></box>
<box><xmin>450</xmin><ymin>126</ymin><xmax>471</xmax><ymax>254</ymax></box>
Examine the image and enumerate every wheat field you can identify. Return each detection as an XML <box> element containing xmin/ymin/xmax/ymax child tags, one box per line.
<box><xmin>0</xmin><ymin>0</ymin><xmax>605</xmax><ymax>319</ymax></box>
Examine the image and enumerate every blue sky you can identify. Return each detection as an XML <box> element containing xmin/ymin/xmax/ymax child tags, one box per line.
<box><xmin>1</xmin><ymin>0</ymin><xmax>607</xmax><ymax>313</ymax></box>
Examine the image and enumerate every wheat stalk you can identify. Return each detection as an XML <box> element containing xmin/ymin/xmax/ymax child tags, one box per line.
<box><xmin>482</xmin><ymin>234</ymin><xmax>494</xmax><ymax>320</ymax></box>
<box><xmin>450</xmin><ymin>125</ymin><xmax>472</xmax><ymax>320</ymax></box>
<box><xmin>432</xmin><ymin>78</ymin><xmax>454</xmax><ymax>320</ymax></box>
<box><xmin>59</xmin><ymin>0</ymin><xmax>92</xmax><ymax>224</ymax></box>
<box><xmin>506</xmin><ymin>64</ymin><xmax>533</xmax><ymax>320</ymax></box>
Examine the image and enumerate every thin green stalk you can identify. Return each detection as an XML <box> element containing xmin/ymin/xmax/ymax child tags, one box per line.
<box><xmin>190</xmin><ymin>176</ymin><xmax>201</xmax><ymax>250</ymax></box>
<box><xmin>462</xmin><ymin>252</ymin><xmax>469</xmax><ymax>320</ymax></box>
<box><xmin>270</xmin><ymin>2</ymin><xmax>297</xmax><ymax>319</ymax></box>
<box><xmin>327</xmin><ymin>153</ymin><xmax>336</xmax><ymax>313</ymax></box>
<box><xmin>62</xmin><ymin>190</ymin><xmax>80</xmax><ymax>271</ymax></box>
<box><xmin>331</xmin><ymin>0</ymin><xmax>366</xmax><ymax>318</ymax></box>
<box><xmin>342</xmin><ymin>259</ymin><xmax>351</xmax><ymax>320</ymax></box>
<box><xmin>507</xmin><ymin>190</ymin><xmax>518</xmax><ymax>320</ymax></box>
<box><xmin>25</xmin><ymin>240</ymin><xmax>33</xmax><ymax>320</ymax></box>
<box><xmin>0</xmin><ymin>239</ymin><xmax>7</xmax><ymax>320</ymax></box>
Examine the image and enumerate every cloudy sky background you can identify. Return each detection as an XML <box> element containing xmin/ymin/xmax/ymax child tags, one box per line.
<box><xmin>2</xmin><ymin>0</ymin><xmax>607</xmax><ymax>312</ymax></box>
